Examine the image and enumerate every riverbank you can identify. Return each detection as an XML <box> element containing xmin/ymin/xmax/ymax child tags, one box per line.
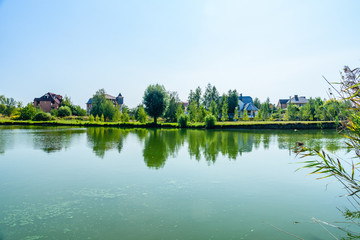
<box><xmin>0</xmin><ymin>119</ymin><xmax>337</xmax><ymax>129</ymax></box>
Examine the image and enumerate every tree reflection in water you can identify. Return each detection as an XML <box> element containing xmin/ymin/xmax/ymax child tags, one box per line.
<box><xmin>87</xmin><ymin>127</ymin><xmax>130</xmax><ymax>158</ymax></box>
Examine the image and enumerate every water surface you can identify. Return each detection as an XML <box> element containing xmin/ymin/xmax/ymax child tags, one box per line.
<box><xmin>0</xmin><ymin>126</ymin><xmax>352</xmax><ymax>239</ymax></box>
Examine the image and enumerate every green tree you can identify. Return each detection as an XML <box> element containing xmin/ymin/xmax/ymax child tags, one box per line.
<box><xmin>227</xmin><ymin>90</ymin><xmax>239</xmax><ymax>118</ymax></box>
<box><xmin>19</xmin><ymin>103</ymin><xmax>37</xmax><ymax>120</ymax></box>
<box><xmin>284</xmin><ymin>102</ymin><xmax>298</xmax><ymax>121</ymax></box>
<box><xmin>234</xmin><ymin>107</ymin><xmax>239</xmax><ymax>121</ymax></box>
<box><xmin>58</xmin><ymin>106</ymin><xmax>72</xmax><ymax>117</ymax></box>
<box><xmin>188</xmin><ymin>87</ymin><xmax>202</xmax><ymax>107</ymax></box>
<box><xmin>188</xmin><ymin>102</ymin><xmax>198</xmax><ymax>122</ymax></box>
<box><xmin>143</xmin><ymin>84</ymin><xmax>167</xmax><ymax>125</ymax></box>
<box><xmin>221</xmin><ymin>96</ymin><xmax>228</xmax><ymax>121</ymax></box>
<box><xmin>209</xmin><ymin>100</ymin><xmax>217</xmax><ymax>118</ymax></box>
<box><xmin>61</xmin><ymin>96</ymin><xmax>86</xmax><ymax>116</ymax></box>
<box><xmin>243</xmin><ymin>109</ymin><xmax>250</xmax><ymax>121</ymax></box>
<box><xmin>175</xmin><ymin>104</ymin><xmax>184</xmax><ymax>120</ymax></box>
<box><xmin>137</xmin><ymin>106</ymin><xmax>147</xmax><ymax>123</ymax></box>
<box><xmin>253</xmin><ymin>97</ymin><xmax>261</xmax><ymax>109</ymax></box>
<box><xmin>203</xmin><ymin>83</ymin><xmax>219</xmax><ymax>109</ymax></box>
<box><xmin>89</xmin><ymin>114</ymin><xmax>95</xmax><ymax>122</ymax></box>
<box><xmin>164</xmin><ymin>91</ymin><xmax>180</xmax><ymax>122</ymax></box>
<box><xmin>101</xmin><ymin>114</ymin><xmax>105</xmax><ymax>122</ymax></box>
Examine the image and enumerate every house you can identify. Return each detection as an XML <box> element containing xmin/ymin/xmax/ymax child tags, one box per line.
<box><xmin>277</xmin><ymin>95</ymin><xmax>309</xmax><ymax>109</ymax></box>
<box><xmin>86</xmin><ymin>93</ymin><xmax>124</xmax><ymax>115</ymax></box>
<box><xmin>238</xmin><ymin>94</ymin><xmax>259</xmax><ymax>118</ymax></box>
<box><xmin>33</xmin><ymin>92</ymin><xmax>63</xmax><ymax>112</ymax></box>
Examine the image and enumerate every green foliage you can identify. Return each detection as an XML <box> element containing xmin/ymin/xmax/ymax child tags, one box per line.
<box><xmin>101</xmin><ymin>114</ymin><xmax>105</xmax><ymax>122</ymax></box>
<box><xmin>121</xmin><ymin>112</ymin><xmax>130</xmax><ymax>122</ymax></box>
<box><xmin>209</xmin><ymin>100</ymin><xmax>217</xmax><ymax>118</ymax></box>
<box><xmin>95</xmin><ymin>115</ymin><xmax>100</xmax><ymax>122</ymax></box>
<box><xmin>243</xmin><ymin>110</ymin><xmax>250</xmax><ymax>121</ymax></box>
<box><xmin>188</xmin><ymin>86</ymin><xmax>202</xmax><ymax>107</ymax></box>
<box><xmin>196</xmin><ymin>104</ymin><xmax>207</xmax><ymax>122</ymax></box>
<box><xmin>143</xmin><ymin>84</ymin><xmax>167</xmax><ymax>124</ymax></box>
<box><xmin>234</xmin><ymin>107</ymin><xmax>239</xmax><ymax>121</ymax></box>
<box><xmin>137</xmin><ymin>106</ymin><xmax>147</xmax><ymax>123</ymax></box>
<box><xmin>164</xmin><ymin>91</ymin><xmax>180</xmax><ymax>122</ymax></box>
<box><xmin>175</xmin><ymin>104</ymin><xmax>184</xmax><ymax>121</ymax></box>
<box><xmin>2</xmin><ymin>97</ymin><xmax>17</xmax><ymax>117</ymax></box>
<box><xmin>221</xmin><ymin>95</ymin><xmax>228</xmax><ymax>121</ymax></box>
<box><xmin>284</xmin><ymin>102</ymin><xmax>298</xmax><ymax>121</ymax></box>
<box><xmin>205</xmin><ymin>114</ymin><xmax>216</xmax><ymax>128</ymax></box>
<box><xmin>58</xmin><ymin>106</ymin><xmax>72</xmax><ymax>117</ymax></box>
<box><xmin>61</xmin><ymin>96</ymin><xmax>86</xmax><ymax>116</ymax></box>
<box><xmin>112</xmin><ymin>109</ymin><xmax>121</xmax><ymax>121</ymax></box>
<box><xmin>89</xmin><ymin>114</ymin><xmax>95</xmax><ymax>122</ymax></box>
<box><xmin>33</xmin><ymin>112</ymin><xmax>51</xmax><ymax>121</ymax></box>
<box><xmin>203</xmin><ymin>83</ymin><xmax>219</xmax><ymax>109</ymax></box>
<box><xmin>50</xmin><ymin>109</ymin><xmax>58</xmax><ymax>117</ymax></box>
<box><xmin>177</xmin><ymin>113</ymin><xmax>189</xmax><ymax>128</ymax></box>
<box><xmin>227</xmin><ymin>89</ymin><xmax>239</xmax><ymax>116</ymax></box>
<box><xmin>188</xmin><ymin>102</ymin><xmax>198</xmax><ymax>122</ymax></box>
<box><xmin>253</xmin><ymin>97</ymin><xmax>261</xmax><ymax>109</ymax></box>
<box><xmin>19</xmin><ymin>103</ymin><xmax>37</xmax><ymax>120</ymax></box>
<box><xmin>90</xmin><ymin>89</ymin><xmax>118</xmax><ymax>120</ymax></box>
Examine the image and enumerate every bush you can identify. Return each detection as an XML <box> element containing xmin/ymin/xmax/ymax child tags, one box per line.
<box><xmin>89</xmin><ymin>114</ymin><xmax>95</xmax><ymax>122</ymax></box>
<box><xmin>19</xmin><ymin>103</ymin><xmax>37</xmax><ymax>120</ymax></box>
<box><xmin>33</xmin><ymin>112</ymin><xmax>51</xmax><ymax>121</ymax></box>
<box><xmin>177</xmin><ymin>114</ymin><xmax>189</xmax><ymax>128</ymax></box>
<box><xmin>50</xmin><ymin>109</ymin><xmax>58</xmax><ymax>117</ymax></box>
<box><xmin>58</xmin><ymin>106</ymin><xmax>72</xmax><ymax>117</ymax></box>
<box><xmin>205</xmin><ymin>114</ymin><xmax>216</xmax><ymax>129</ymax></box>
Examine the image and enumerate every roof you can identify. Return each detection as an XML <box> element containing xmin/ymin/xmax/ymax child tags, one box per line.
<box><xmin>243</xmin><ymin>102</ymin><xmax>259</xmax><ymax>111</ymax></box>
<box><xmin>290</xmin><ymin>95</ymin><xmax>308</xmax><ymax>104</ymax></box>
<box><xmin>278</xmin><ymin>99</ymin><xmax>289</xmax><ymax>104</ymax></box>
<box><xmin>34</xmin><ymin>92</ymin><xmax>62</xmax><ymax>104</ymax></box>
<box><xmin>87</xmin><ymin>93</ymin><xmax>124</xmax><ymax>105</ymax></box>
<box><xmin>239</xmin><ymin>96</ymin><xmax>253</xmax><ymax>104</ymax></box>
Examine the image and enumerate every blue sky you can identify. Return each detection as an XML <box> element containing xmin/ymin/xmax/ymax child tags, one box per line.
<box><xmin>1</xmin><ymin>0</ymin><xmax>360</xmax><ymax>108</ymax></box>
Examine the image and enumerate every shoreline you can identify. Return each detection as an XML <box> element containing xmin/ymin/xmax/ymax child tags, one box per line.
<box><xmin>0</xmin><ymin>120</ymin><xmax>337</xmax><ymax>130</ymax></box>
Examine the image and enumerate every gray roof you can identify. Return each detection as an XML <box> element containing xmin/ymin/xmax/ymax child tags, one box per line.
<box><xmin>87</xmin><ymin>93</ymin><xmax>124</xmax><ymax>105</ymax></box>
<box><xmin>290</xmin><ymin>95</ymin><xmax>308</xmax><ymax>104</ymax></box>
<box><xmin>243</xmin><ymin>102</ymin><xmax>259</xmax><ymax>111</ymax></box>
<box><xmin>239</xmin><ymin>96</ymin><xmax>253</xmax><ymax>104</ymax></box>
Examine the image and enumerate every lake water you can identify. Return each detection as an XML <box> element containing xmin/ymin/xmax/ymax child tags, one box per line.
<box><xmin>0</xmin><ymin>126</ymin><xmax>355</xmax><ymax>239</ymax></box>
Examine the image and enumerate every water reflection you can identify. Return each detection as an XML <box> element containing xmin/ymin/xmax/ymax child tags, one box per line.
<box><xmin>32</xmin><ymin>128</ymin><xmax>85</xmax><ymax>153</ymax></box>
<box><xmin>0</xmin><ymin>127</ymin><xmax>346</xmax><ymax>163</ymax></box>
<box><xmin>87</xmin><ymin>128</ymin><xmax>130</xmax><ymax>158</ymax></box>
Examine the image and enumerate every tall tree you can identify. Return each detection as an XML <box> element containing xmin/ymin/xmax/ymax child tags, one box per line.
<box><xmin>203</xmin><ymin>83</ymin><xmax>219</xmax><ymax>109</ymax></box>
<box><xmin>227</xmin><ymin>90</ymin><xmax>239</xmax><ymax>116</ymax></box>
<box><xmin>143</xmin><ymin>84</ymin><xmax>167</xmax><ymax>124</ymax></box>
<box><xmin>164</xmin><ymin>91</ymin><xmax>180</xmax><ymax>122</ymax></box>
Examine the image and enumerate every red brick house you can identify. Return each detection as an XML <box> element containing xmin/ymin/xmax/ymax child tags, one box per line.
<box><xmin>33</xmin><ymin>92</ymin><xmax>63</xmax><ymax>112</ymax></box>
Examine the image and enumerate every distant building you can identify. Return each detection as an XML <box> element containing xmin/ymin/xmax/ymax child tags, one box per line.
<box><xmin>33</xmin><ymin>92</ymin><xmax>63</xmax><ymax>112</ymax></box>
<box><xmin>238</xmin><ymin>94</ymin><xmax>259</xmax><ymax>118</ymax></box>
<box><xmin>277</xmin><ymin>95</ymin><xmax>309</xmax><ymax>109</ymax></box>
<box><xmin>86</xmin><ymin>93</ymin><xmax>124</xmax><ymax>115</ymax></box>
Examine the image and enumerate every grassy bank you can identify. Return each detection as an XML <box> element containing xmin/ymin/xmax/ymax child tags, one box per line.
<box><xmin>0</xmin><ymin>119</ymin><xmax>337</xmax><ymax>129</ymax></box>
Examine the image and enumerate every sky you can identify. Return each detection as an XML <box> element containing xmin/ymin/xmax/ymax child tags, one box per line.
<box><xmin>1</xmin><ymin>0</ymin><xmax>360</xmax><ymax>108</ymax></box>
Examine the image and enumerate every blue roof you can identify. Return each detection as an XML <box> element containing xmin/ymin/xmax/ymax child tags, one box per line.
<box><xmin>86</xmin><ymin>98</ymin><xmax>92</xmax><ymax>104</ymax></box>
<box><xmin>244</xmin><ymin>102</ymin><xmax>259</xmax><ymax>111</ymax></box>
<box><xmin>239</xmin><ymin>96</ymin><xmax>253</xmax><ymax>104</ymax></box>
<box><xmin>279</xmin><ymin>99</ymin><xmax>289</xmax><ymax>104</ymax></box>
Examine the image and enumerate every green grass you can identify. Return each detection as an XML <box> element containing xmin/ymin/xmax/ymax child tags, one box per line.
<box><xmin>0</xmin><ymin>118</ymin><xmax>336</xmax><ymax>129</ymax></box>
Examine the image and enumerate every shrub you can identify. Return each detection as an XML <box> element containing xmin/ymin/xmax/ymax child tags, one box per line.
<box><xmin>101</xmin><ymin>114</ymin><xmax>105</xmax><ymax>122</ymax></box>
<box><xmin>89</xmin><ymin>114</ymin><xmax>95</xmax><ymax>122</ymax></box>
<box><xmin>50</xmin><ymin>109</ymin><xmax>58</xmax><ymax>117</ymax></box>
<box><xmin>33</xmin><ymin>112</ymin><xmax>51</xmax><ymax>121</ymax></box>
<box><xmin>121</xmin><ymin>112</ymin><xmax>130</xmax><ymax>122</ymax></box>
<box><xmin>95</xmin><ymin>115</ymin><xmax>100</xmax><ymax>122</ymax></box>
<box><xmin>177</xmin><ymin>114</ymin><xmax>189</xmax><ymax>128</ymax></box>
<box><xmin>205</xmin><ymin>114</ymin><xmax>216</xmax><ymax>129</ymax></box>
<box><xmin>19</xmin><ymin>103</ymin><xmax>37</xmax><ymax>120</ymax></box>
<box><xmin>58</xmin><ymin>106</ymin><xmax>72</xmax><ymax>117</ymax></box>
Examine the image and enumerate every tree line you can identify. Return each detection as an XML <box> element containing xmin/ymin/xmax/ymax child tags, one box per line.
<box><xmin>0</xmin><ymin>83</ymin><xmax>351</xmax><ymax>124</ymax></box>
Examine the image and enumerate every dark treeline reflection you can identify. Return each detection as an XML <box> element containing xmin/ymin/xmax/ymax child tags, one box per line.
<box><xmin>86</xmin><ymin>128</ymin><xmax>130</xmax><ymax>158</ymax></box>
<box><xmin>32</xmin><ymin>127</ymin><xmax>86</xmax><ymax>153</ymax></box>
<box><xmin>0</xmin><ymin>127</ymin><xmax>346</xmax><ymax>165</ymax></box>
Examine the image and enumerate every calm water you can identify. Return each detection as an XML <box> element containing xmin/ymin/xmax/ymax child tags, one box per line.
<box><xmin>0</xmin><ymin>126</ymin><xmax>354</xmax><ymax>239</ymax></box>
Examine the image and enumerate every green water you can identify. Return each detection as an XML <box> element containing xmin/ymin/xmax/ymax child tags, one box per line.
<box><xmin>0</xmin><ymin>126</ymin><xmax>354</xmax><ymax>239</ymax></box>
